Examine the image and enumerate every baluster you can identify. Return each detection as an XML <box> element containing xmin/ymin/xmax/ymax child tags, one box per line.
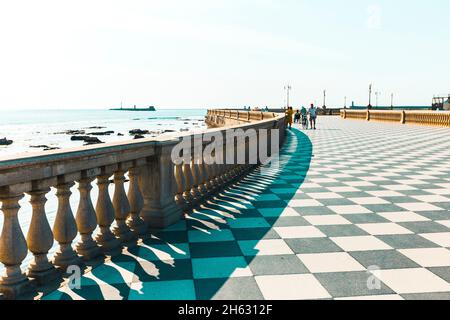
<box><xmin>174</xmin><ymin>164</ymin><xmax>188</xmax><ymax>210</ymax></box>
<box><xmin>190</xmin><ymin>157</ymin><xmax>203</xmax><ymax>201</ymax></box>
<box><xmin>204</xmin><ymin>149</ymin><xmax>218</xmax><ymax>194</ymax></box>
<box><xmin>195</xmin><ymin>155</ymin><xmax>208</xmax><ymax>197</ymax></box>
<box><xmin>126</xmin><ymin>167</ymin><xmax>147</xmax><ymax>236</ymax></box>
<box><xmin>0</xmin><ymin>193</ymin><xmax>31</xmax><ymax>298</ymax></box>
<box><xmin>26</xmin><ymin>188</ymin><xmax>59</xmax><ymax>284</ymax></box>
<box><xmin>112</xmin><ymin>169</ymin><xmax>134</xmax><ymax>242</ymax></box>
<box><xmin>95</xmin><ymin>170</ymin><xmax>121</xmax><ymax>254</ymax></box>
<box><xmin>75</xmin><ymin>176</ymin><xmax>101</xmax><ymax>260</ymax></box>
<box><xmin>53</xmin><ymin>181</ymin><xmax>80</xmax><ymax>269</ymax></box>
<box><xmin>182</xmin><ymin>163</ymin><xmax>195</xmax><ymax>207</ymax></box>
<box><xmin>207</xmin><ymin>159</ymin><xmax>219</xmax><ymax>193</ymax></box>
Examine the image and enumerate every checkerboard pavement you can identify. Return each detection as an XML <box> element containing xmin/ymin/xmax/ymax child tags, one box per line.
<box><xmin>42</xmin><ymin>117</ymin><xmax>450</xmax><ymax>300</ymax></box>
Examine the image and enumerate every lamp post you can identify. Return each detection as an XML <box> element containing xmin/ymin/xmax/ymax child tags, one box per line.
<box><xmin>344</xmin><ymin>96</ymin><xmax>347</xmax><ymax>109</ymax></box>
<box><xmin>284</xmin><ymin>85</ymin><xmax>292</xmax><ymax>108</ymax></box>
<box><xmin>368</xmin><ymin>84</ymin><xmax>373</xmax><ymax>109</ymax></box>
<box><xmin>375</xmin><ymin>91</ymin><xmax>381</xmax><ymax>108</ymax></box>
<box><xmin>323</xmin><ymin>90</ymin><xmax>327</xmax><ymax>109</ymax></box>
<box><xmin>391</xmin><ymin>93</ymin><xmax>394</xmax><ymax>110</ymax></box>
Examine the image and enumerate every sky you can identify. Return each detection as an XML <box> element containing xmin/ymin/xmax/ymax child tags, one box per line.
<box><xmin>0</xmin><ymin>0</ymin><xmax>449</xmax><ymax>110</ymax></box>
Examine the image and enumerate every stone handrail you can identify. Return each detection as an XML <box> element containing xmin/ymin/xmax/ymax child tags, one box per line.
<box><xmin>0</xmin><ymin>109</ymin><xmax>285</xmax><ymax>299</ymax></box>
<box><xmin>205</xmin><ymin>109</ymin><xmax>279</xmax><ymax>126</ymax></box>
<box><xmin>341</xmin><ymin>109</ymin><xmax>450</xmax><ymax>127</ymax></box>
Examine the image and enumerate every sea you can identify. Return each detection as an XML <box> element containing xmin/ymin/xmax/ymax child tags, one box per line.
<box><xmin>0</xmin><ymin>108</ymin><xmax>208</xmax><ymax>157</ymax></box>
<box><xmin>0</xmin><ymin>108</ymin><xmax>208</xmax><ymax>272</ymax></box>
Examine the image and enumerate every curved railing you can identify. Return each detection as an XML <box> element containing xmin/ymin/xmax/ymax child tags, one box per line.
<box><xmin>341</xmin><ymin>109</ymin><xmax>450</xmax><ymax>127</ymax></box>
<box><xmin>0</xmin><ymin>109</ymin><xmax>285</xmax><ymax>299</ymax></box>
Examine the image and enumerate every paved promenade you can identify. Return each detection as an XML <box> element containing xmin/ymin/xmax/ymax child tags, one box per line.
<box><xmin>43</xmin><ymin>117</ymin><xmax>450</xmax><ymax>300</ymax></box>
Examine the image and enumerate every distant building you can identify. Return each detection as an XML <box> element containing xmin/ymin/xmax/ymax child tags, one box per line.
<box><xmin>432</xmin><ymin>95</ymin><xmax>450</xmax><ymax>110</ymax></box>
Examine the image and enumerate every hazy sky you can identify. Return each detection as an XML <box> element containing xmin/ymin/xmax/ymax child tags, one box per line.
<box><xmin>0</xmin><ymin>0</ymin><xmax>449</xmax><ymax>110</ymax></box>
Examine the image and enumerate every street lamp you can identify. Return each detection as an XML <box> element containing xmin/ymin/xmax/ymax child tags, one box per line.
<box><xmin>375</xmin><ymin>91</ymin><xmax>381</xmax><ymax>107</ymax></box>
<box><xmin>284</xmin><ymin>85</ymin><xmax>292</xmax><ymax>108</ymax></box>
<box><xmin>344</xmin><ymin>96</ymin><xmax>347</xmax><ymax>109</ymax></box>
<box><xmin>323</xmin><ymin>90</ymin><xmax>327</xmax><ymax>109</ymax></box>
<box><xmin>368</xmin><ymin>84</ymin><xmax>373</xmax><ymax>109</ymax></box>
<box><xmin>391</xmin><ymin>93</ymin><xmax>394</xmax><ymax>110</ymax></box>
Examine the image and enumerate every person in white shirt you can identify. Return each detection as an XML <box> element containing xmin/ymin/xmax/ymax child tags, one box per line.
<box><xmin>308</xmin><ymin>104</ymin><xmax>318</xmax><ymax>130</ymax></box>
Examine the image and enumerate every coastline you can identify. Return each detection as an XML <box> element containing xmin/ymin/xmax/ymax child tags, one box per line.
<box><xmin>0</xmin><ymin>108</ymin><xmax>208</xmax><ymax>157</ymax></box>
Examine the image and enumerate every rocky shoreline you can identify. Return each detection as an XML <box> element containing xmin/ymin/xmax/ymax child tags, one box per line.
<box><xmin>1</xmin><ymin>119</ymin><xmax>206</xmax><ymax>151</ymax></box>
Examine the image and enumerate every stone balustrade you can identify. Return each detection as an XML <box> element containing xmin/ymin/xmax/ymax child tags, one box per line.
<box><xmin>341</xmin><ymin>109</ymin><xmax>450</xmax><ymax>127</ymax></box>
<box><xmin>0</xmin><ymin>109</ymin><xmax>285</xmax><ymax>299</ymax></box>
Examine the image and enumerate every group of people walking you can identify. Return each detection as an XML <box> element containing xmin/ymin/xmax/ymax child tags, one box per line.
<box><xmin>285</xmin><ymin>104</ymin><xmax>318</xmax><ymax>130</ymax></box>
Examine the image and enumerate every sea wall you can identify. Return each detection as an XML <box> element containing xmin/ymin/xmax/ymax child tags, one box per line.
<box><xmin>0</xmin><ymin>109</ymin><xmax>285</xmax><ymax>299</ymax></box>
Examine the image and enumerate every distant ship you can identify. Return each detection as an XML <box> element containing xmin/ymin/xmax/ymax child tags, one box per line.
<box><xmin>110</xmin><ymin>104</ymin><xmax>156</xmax><ymax>111</ymax></box>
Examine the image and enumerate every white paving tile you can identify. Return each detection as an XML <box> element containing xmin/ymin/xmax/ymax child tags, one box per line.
<box><xmin>288</xmin><ymin>199</ymin><xmax>323</xmax><ymax>208</ymax></box>
<box><xmin>411</xmin><ymin>195</ymin><xmax>450</xmax><ymax>203</ymax></box>
<box><xmin>274</xmin><ymin>226</ymin><xmax>326</xmax><ymax>239</ymax></box>
<box><xmin>329</xmin><ymin>205</ymin><xmax>373</xmax><ymax>215</ymax></box>
<box><xmin>331</xmin><ymin>236</ymin><xmax>392</xmax><ymax>252</ymax></box>
<box><xmin>399</xmin><ymin>248</ymin><xmax>450</xmax><ymax>267</ymax></box>
<box><xmin>374</xmin><ymin>268</ymin><xmax>450</xmax><ymax>294</ymax></box>
<box><xmin>303</xmin><ymin>215</ymin><xmax>351</xmax><ymax>226</ymax></box>
<box><xmin>377</xmin><ymin>212</ymin><xmax>430</xmax><ymax>223</ymax></box>
<box><xmin>357</xmin><ymin>223</ymin><xmax>413</xmax><ymax>235</ymax></box>
<box><xmin>349</xmin><ymin>197</ymin><xmax>390</xmax><ymax>205</ymax></box>
<box><xmin>419</xmin><ymin>233</ymin><xmax>450</xmax><ymax>248</ymax></box>
<box><xmin>255</xmin><ymin>274</ymin><xmax>332</xmax><ymax>300</ymax></box>
<box><xmin>397</xmin><ymin>202</ymin><xmax>445</xmax><ymax>212</ymax></box>
<box><xmin>306</xmin><ymin>192</ymin><xmax>343</xmax><ymax>200</ymax></box>
<box><xmin>297</xmin><ymin>252</ymin><xmax>365</xmax><ymax>273</ymax></box>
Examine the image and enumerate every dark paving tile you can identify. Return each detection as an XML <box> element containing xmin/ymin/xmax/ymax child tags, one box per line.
<box><xmin>189</xmin><ymin>241</ymin><xmax>243</xmax><ymax>259</ymax></box>
<box><xmin>315</xmin><ymin>271</ymin><xmax>395</xmax><ymax>298</ymax></box>
<box><xmin>383</xmin><ymin>196</ymin><xmax>419</xmax><ymax>204</ymax></box>
<box><xmin>350</xmin><ymin>250</ymin><xmax>420</xmax><ymax>270</ymax></box>
<box><xmin>318</xmin><ymin>199</ymin><xmax>356</xmax><ymax>206</ymax></box>
<box><xmin>145</xmin><ymin>231</ymin><xmax>188</xmax><ymax>244</ymax></box>
<box><xmin>398</xmin><ymin>221</ymin><xmax>450</xmax><ymax>234</ymax></box>
<box><xmin>428</xmin><ymin>267</ymin><xmax>450</xmax><ymax>283</ymax></box>
<box><xmin>400</xmin><ymin>190</ymin><xmax>433</xmax><ymax>196</ymax></box>
<box><xmin>293</xmin><ymin>206</ymin><xmax>338</xmax><ymax>216</ymax></box>
<box><xmin>195</xmin><ymin>277</ymin><xmax>264</xmax><ymax>300</ymax></box>
<box><xmin>128</xmin><ymin>280</ymin><xmax>196</xmax><ymax>300</ymax></box>
<box><xmin>363</xmin><ymin>204</ymin><xmax>408</xmax><ymax>213</ymax></box>
<box><xmin>133</xmin><ymin>258</ymin><xmax>193</xmax><ymax>282</ymax></box>
<box><xmin>345</xmin><ymin>214</ymin><xmax>390</xmax><ymax>224</ymax></box>
<box><xmin>245</xmin><ymin>255</ymin><xmax>309</xmax><ymax>275</ymax></box>
<box><xmin>290</xmin><ymin>193</ymin><xmax>314</xmax><ymax>200</ymax></box>
<box><xmin>231</xmin><ymin>228</ymin><xmax>280</xmax><ymax>241</ymax></box>
<box><xmin>418</xmin><ymin>211</ymin><xmax>450</xmax><ymax>221</ymax></box>
<box><xmin>285</xmin><ymin>238</ymin><xmax>343</xmax><ymax>254</ymax></box>
<box><xmin>317</xmin><ymin>225</ymin><xmax>369</xmax><ymax>237</ymax></box>
<box><xmin>401</xmin><ymin>292</ymin><xmax>450</xmax><ymax>300</ymax></box>
<box><xmin>339</xmin><ymin>192</ymin><xmax>374</xmax><ymax>199</ymax></box>
<box><xmin>253</xmin><ymin>200</ymin><xmax>288</xmax><ymax>209</ymax></box>
<box><xmin>265</xmin><ymin>216</ymin><xmax>310</xmax><ymax>227</ymax></box>
<box><xmin>377</xmin><ymin>234</ymin><xmax>440</xmax><ymax>249</ymax></box>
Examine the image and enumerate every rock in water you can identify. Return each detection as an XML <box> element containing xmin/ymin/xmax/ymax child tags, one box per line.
<box><xmin>134</xmin><ymin>135</ymin><xmax>145</xmax><ymax>140</ymax></box>
<box><xmin>70</xmin><ymin>136</ymin><xmax>103</xmax><ymax>145</ymax></box>
<box><xmin>129</xmin><ymin>129</ymin><xmax>150</xmax><ymax>135</ymax></box>
<box><xmin>88</xmin><ymin>131</ymin><xmax>114</xmax><ymax>136</ymax></box>
<box><xmin>0</xmin><ymin>138</ymin><xmax>13</xmax><ymax>146</ymax></box>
